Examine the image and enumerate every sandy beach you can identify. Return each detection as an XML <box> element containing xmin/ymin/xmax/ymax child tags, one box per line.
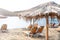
<box><xmin>0</xmin><ymin>27</ymin><xmax>59</xmax><ymax>40</ymax></box>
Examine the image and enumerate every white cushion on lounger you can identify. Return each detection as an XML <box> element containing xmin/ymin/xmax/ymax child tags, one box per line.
<box><xmin>23</xmin><ymin>31</ymin><xmax>30</xmax><ymax>34</ymax></box>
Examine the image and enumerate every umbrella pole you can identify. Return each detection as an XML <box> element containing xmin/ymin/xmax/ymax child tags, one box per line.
<box><xmin>32</xmin><ymin>18</ymin><xmax>34</xmax><ymax>27</ymax></box>
<box><xmin>46</xmin><ymin>16</ymin><xmax>49</xmax><ymax>40</ymax></box>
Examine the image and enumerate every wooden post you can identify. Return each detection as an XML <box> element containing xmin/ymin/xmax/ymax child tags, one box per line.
<box><xmin>32</xmin><ymin>18</ymin><xmax>34</xmax><ymax>27</ymax></box>
<box><xmin>46</xmin><ymin>14</ymin><xmax>49</xmax><ymax>40</ymax></box>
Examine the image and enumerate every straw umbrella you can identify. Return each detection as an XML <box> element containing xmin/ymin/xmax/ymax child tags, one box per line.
<box><xmin>18</xmin><ymin>1</ymin><xmax>60</xmax><ymax>40</ymax></box>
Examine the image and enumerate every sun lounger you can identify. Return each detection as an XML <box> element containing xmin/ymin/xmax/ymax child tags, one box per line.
<box><xmin>23</xmin><ymin>26</ymin><xmax>44</xmax><ymax>37</ymax></box>
<box><xmin>27</xmin><ymin>24</ymin><xmax>32</xmax><ymax>30</ymax></box>
<box><xmin>1</xmin><ymin>24</ymin><xmax>8</xmax><ymax>33</ymax></box>
<box><xmin>30</xmin><ymin>25</ymin><xmax>38</xmax><ymax>34</ymax></box>
<box><xmin>36</xmin><ymin>26</ymin><xmax>44</xmax><ymax>33</ymax></box>
<box><xmin>27</xmin><ymin>24</ymin><xmax>38</xmax><ymax>30</ymax></box>
<box><xmin>23</xmin><ymin>25</ymin><xmax>38</xmax><ymax>37</ymax></box>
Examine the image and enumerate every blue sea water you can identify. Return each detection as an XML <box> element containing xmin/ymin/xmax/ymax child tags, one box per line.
<box><xmin>0</xmin><ymin>17</ymin><xmax>58</xmax><ymax>29</ymax></box>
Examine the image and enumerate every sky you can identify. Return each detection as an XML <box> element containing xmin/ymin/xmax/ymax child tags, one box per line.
<box><xmin>0</xmin><ymin>0</ymin><xmax>60</xmax><ymax>12</ymax></box>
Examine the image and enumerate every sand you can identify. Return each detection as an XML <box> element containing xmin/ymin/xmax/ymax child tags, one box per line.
<box><xmin>0</xmin><ymin>28</ymin><xmax>60</xmax><ymax>40</ymax></box>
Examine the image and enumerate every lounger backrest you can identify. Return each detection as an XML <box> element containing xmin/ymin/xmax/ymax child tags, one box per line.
<box><xmin>28</xmin><ymin>24</ymin><xmax>38</xmax><ymax>30</ymax></box>
<box><xmin>1</xmin><ymin>24</ymin><xmax>7</xmax><ymax>30</ymax></box>
<box><xmin>30</xmin><ymin>25</ymin><xmax>38</xmax><ymax>34</ymax></box>
<box><xmin>37</xmin><ymin>26</ymin><xmax>44</xmax><ymax>33</ymax></box>
<box><xmin>28</xmin><ymin>25</ymin><xmax>32</xmax><ymax>29</ymax></box>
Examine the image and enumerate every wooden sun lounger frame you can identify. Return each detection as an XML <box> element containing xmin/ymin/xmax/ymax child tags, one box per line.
<box><xmin>23</xmin><ymin>26</ymin><xmax>44</xmax><ymax>37</ymax></box>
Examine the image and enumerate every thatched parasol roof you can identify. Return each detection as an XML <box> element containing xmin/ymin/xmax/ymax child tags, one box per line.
<box><xmin>17</xmin><ymin>1</ymin><xmax>60</xmax><ymax>20</ymax></box>
<box><xmin>17</xmin><ymin>1</ymin><xmax>60</xmax><ymax>40</ymax></box>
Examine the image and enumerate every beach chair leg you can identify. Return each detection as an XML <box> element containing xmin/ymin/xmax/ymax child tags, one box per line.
<box><xmin>27</xmin><ymin>34</ymin><xmax>30</xmax><ymax>40</ymax></box>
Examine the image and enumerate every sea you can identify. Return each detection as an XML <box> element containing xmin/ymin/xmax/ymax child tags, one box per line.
<box><xmin>0</xmin><ymin>17</ymin><xmax>59</xmax><ymax>29</ymax></box>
